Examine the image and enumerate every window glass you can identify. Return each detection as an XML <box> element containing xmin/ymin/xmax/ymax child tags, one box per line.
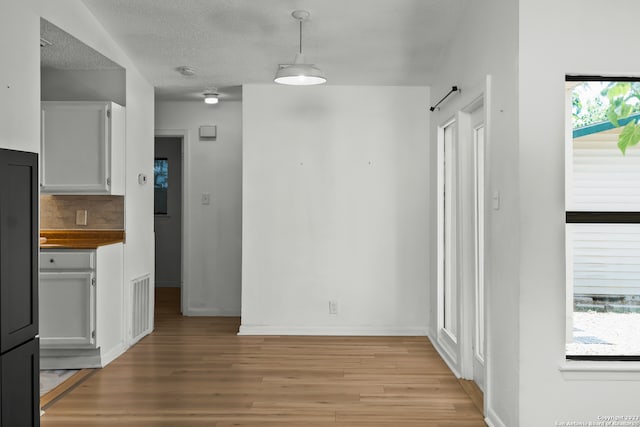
<box><xmin>566</xmin><ymin>77</ymin><xmax>640</xmax><ymax>359</ymax></box>
<box><xmin>566</xmin><ymin>223</ymin><xmax>640</xmax><ymax>357</ymax></box>
<box><xmin>154</xmin><ymin>158</ymin><xmax>168</xmax><ymax>215</ymax></box>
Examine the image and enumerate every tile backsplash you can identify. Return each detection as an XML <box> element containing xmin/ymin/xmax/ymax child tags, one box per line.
<box><xmin>41</xmin><ymin>195</ymin><xmax>124</xmax><ymax>230</ymax></box>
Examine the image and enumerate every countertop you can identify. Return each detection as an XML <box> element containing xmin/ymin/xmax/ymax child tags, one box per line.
<box><xmin>40</xmin><ymin>229</ymin><xmax>125</xmax><ymax>249</ymax></box>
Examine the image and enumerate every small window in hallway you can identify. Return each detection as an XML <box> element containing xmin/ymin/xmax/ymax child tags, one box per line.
<box><xmin>154</xmin><ymin>158</ymin><xmax>169</xmax><ymax>215</ymax></box>
<box><xmin>565</xmin><ymin>76</ymin><xmax>640</xmax><ymax>360</ymax></box>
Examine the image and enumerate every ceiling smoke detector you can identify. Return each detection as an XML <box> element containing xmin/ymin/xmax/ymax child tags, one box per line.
<box><xmin>176</xmin><ymin>66</ymin><xmax>196</xmax><ymax>76</ymax></box>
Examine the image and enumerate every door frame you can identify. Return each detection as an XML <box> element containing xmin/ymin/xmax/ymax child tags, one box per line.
<box><xmin>154</xmin><ymin>129</ymin><xmax>189</xmax><ymax>315</ymax></box>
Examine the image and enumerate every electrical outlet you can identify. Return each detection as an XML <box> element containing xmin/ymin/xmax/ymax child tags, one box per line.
<box><xmin>75</xmin><ymin>209</ymin><xmax>88</xmax><ymax>226</ymax></box>
<box><xmin>329</xmin><ymin>300</ymin><xmax>338</xmax><ymax>315</ymax></box>
<box><xmin>201</xmin><ymin>193</ymin><xmax>211</xmax><ymax>205</ymax></box>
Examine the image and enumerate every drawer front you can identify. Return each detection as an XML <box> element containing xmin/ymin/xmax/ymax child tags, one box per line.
<box><xmin>40</xmin><ymin>251</ymin><xmax>94</xmax><ymax>270</ymax></box>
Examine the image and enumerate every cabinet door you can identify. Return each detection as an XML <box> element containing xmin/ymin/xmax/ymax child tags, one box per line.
<box><xmin>39</xmin><ymin>272</ymin><xmax>96</xmax><ymax>348</ymax></box>
<box><xmin>41</xmin><ymin>102</ymin><xmax>110</xmax><ymax>193</ymax></box>
<box><xmin>0</xmin><ymin>338</ymin><xmax>40</xmax><ymax>427</ymax></box>
<box><xmin>0</xmin><ymin>149</ymin><xmax>38</xmax><ymax>353</ymax></box>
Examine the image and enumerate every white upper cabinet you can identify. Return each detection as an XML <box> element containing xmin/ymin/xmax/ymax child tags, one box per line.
<box><xmin>41</xmin><ymin>101</ymin><xmax>125</xmax><ymax>195</ymax></box>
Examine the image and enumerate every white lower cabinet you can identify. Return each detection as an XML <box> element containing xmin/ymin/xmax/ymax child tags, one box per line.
<box><xmin>40</xmin><ymin>271</ymin><xmax>95</xmax><ymax>348</ymax></box>
<box><xmin>39</xmin><ymin>244</ymin><xmax>124</xmax><ymax>369</ymax></box>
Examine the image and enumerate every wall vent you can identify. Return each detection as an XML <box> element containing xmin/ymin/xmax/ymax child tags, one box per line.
<box><xmin>131</xmin><ymin>274</ymin><xmax>151</xmax><ymax>342</ymax></box>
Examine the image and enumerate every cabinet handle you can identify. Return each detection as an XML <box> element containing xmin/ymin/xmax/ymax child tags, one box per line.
<box><xmin>49</xmin><ymin>259</ymin><xmax>55</xmax><ymax>263</ymax></box>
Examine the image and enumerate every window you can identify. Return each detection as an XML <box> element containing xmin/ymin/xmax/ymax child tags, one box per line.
<box><xmin>154</xmin><ymin>158</ymin><xmax>168</xmax><ymax>215</ymax></box>
<box><xmin>565</xmin><ymin>76</ymin><xmax>640</xmax><ymax>360</ymax></box>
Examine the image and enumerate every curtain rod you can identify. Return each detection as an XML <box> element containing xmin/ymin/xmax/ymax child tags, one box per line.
<box><xmin>429</xmin><ymin>86</ymin><xmax>460</xmax><ymax>112</ymax></box>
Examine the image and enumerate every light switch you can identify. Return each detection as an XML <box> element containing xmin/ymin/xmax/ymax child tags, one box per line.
<box><xmin>201</xmin><ymin>193</ymin><xmax>211</xmax><ymax>205</ymax></box>
<box><xmin>76</xmin><ymin>209</ymin><xmax>88</xmax><ymax>225</ymax></box>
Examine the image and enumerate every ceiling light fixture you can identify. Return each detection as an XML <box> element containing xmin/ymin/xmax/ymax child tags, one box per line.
<box><xmin>274</xmin><ymin>10</ymin><xmax>326</xmax><ymax>86</ymax></box>
<box><xmin>203</xmin><ymin>89</ymin><xmax>219</xmax><ymax>104</ymax></box>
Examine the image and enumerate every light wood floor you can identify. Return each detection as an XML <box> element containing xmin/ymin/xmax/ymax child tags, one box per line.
<box><xmin>41</xmin><ymin>288</ymin><xmax>486</xmax><ymax>426</ymax></box>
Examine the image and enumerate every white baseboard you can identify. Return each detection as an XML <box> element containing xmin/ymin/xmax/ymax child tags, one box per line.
<box><xmin>40</xmin><ymin>342</ymin><xmax>129</xmax><ymax>369</ymax></box>
<box><xmin>426</xmin><ymin>332</ymin><xmax>461</xmax><ymax>378</ymax></box>
<box><xmin>184</xmin><ymin>307</ymin><xmax>240</xmax><ymax>316</ymax></box>
<box><xmin>100</xmin><ymin>342</ymin><xmax>128</xmax><ymax>367</ymax></box>
<box><xmin>485</xmin><ymin>408</ymin><xmax>508</xmax><ymax>427</ymax></box>
<box><xmin>238</xmin><ymin>325</ymin><xmax>428</xmax><ymax>336</ymax></box>
<box><xmin>40</xmin><ymin>353</ymin><xmax>102</xmax><ymax>370</ymax></box>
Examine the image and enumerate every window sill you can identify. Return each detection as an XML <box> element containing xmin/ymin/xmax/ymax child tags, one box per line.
<box><xmin>559</xmin><ymin>360</ymin><xmax>640</xmax><ymax>380</ymax></box>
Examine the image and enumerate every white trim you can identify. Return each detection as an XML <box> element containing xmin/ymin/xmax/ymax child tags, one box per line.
<box><xmin>457</xmin><ymin>107</ymin><xmax>474</xmax><ymax>380</ymax></box>
<box><xmin>427</xmin><ymin>332</ymin><xmax>461</xmax><ymax>378</ymax></box>
<box><xmin>39</xmin><ymin>342</ymin><xmax>127</xmax><ymax>369</ymax></box>
<box><xmin>40</xmin><ymin>355</ymin><xmax>102</xmax><ymax>370</ymax></box>
<box><xmin>238</xmin><ymin>325</ymin><xmax>428</xmax><ymax>336</ymax></box>
<box><xmin>485</xmin><ymin>408</ymin><xmax>508</xmax><ymax>427</ymax></box>
<box><xmin>99</xmin><ymin>342</ymin><xmax>128</xmax><ymax>367</ymax></box>
<box><xmin>184</xmin><ymin>307</ymin><xmax>240</xmax><ymax>317</ymax></box>
<box><xmin>154</xmin><ymin>129</ymin><xmax>190</xmax><ymax>315</ymax></box>
<box><xmin>559</xmin><ymin>361</ymin><xmax>640</xmax><ymax>380</ymax></box>
<box><xmin>482</xmin><ymin>74</ymin><xmax>495</xmax><ymax>421</ymax></box>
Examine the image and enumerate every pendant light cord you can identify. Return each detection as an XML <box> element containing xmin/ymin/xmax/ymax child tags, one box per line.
<box><xmin>299</xmin><ymin>20</ymin><xmax>303</xmax><ymax>54</ymax></box>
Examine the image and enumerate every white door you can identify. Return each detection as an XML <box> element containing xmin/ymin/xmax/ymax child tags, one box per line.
<box><xmin>471</xmin><ymin>109</ymin><xmax>486</xmax><ymax>391</ymax></box>
<box><xmin>437</xmin><ymin>118</ymin><xmax>460</xmax><ymax>361</ymax></box>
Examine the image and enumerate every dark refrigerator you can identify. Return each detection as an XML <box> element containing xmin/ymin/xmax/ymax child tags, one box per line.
<box><xmin>0</xmin><ymin>148</ymin><xmax>40</xmax><ymax>427</ymax></box>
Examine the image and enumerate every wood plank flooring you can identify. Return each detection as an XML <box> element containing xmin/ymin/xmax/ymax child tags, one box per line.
<box><xmin>41</xmin><ymin>288</ymin><xmax>486</xmax><ymax>426</ymax></box>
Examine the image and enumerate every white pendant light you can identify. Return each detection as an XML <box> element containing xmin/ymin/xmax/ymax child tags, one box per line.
<box><xmin>203</xmin><ymin>88</ymin><xmax>219</xmax><ymax>104</ymax></box>
<box><xmin>274</xmin><ymin>10</ymin><xmax>326</xmax><ymax>86</ymax></box>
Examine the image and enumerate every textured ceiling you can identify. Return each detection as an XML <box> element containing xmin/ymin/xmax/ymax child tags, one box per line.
<box><xmin>40</xmin><ymin>19</ymin><xmax>122</xmax><ymax>71</ymax></box>
<box><xmin>79</xmin><ymin>0</ymin><xmax>469</xmax><ymax>101</ymax></box>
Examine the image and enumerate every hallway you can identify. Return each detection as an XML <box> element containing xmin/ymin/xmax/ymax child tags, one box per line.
<box><xmin>40</xmin><ymin>288</ymin><xmax>485</xmax><ymax>426</ymax></box>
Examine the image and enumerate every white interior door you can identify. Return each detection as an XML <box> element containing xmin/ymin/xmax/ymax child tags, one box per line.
<box><xmin>471</xmin><ymin>108</ymin><xmax>486</xmax><ymax>391</ymax></box>
<box><xmin>437</xmin><ymin>118</ymin><xmax>460</xmax><ymax>362</ymax></box>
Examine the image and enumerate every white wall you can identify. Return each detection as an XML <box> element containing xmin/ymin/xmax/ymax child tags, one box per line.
<box><xmin>427</xmin><ymin>1</ymin><xmax>519</xmax><ymax>426</ymax></box>
<box><xmin>519</xmin><ymin>1</ymin><xmax>640</xmax><ymax>425</ymax></box>
<box><xmin>155</xmin><ymin>101</ymin><xmax>243</xmax><ymax>315</ymax></box>
<box><xmin>241</xmin><ymin>84</ymin><xmax>429</xmax><ymax>335</ymax></box>
<box><xmin>0</xmin><ymin>0</ymin><xmax>40</xmax><ymax>153</ymax></box>
<box><xmin>42</xmin><ymin>68</ymin><xmax>126</xmax><ymax>106</ymax></box>
<box><xmin>38</xmin><ymin>1</ymin><xmax>155</xmax><ymax>344</ymax></box>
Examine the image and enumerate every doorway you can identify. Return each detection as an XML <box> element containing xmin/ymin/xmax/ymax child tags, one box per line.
<box><xmin>436</xmin><ymin>95</ymin><xmax>487</xmax><ymax>401</ymax></box>
<box><xmin>154</xmin><ymin>137</ymin><xmax>183</xmax><ymax>310</ymax></box>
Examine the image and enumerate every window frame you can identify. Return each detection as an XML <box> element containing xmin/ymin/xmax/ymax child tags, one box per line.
<box><xmin>565</xmin><ymin>74</ymin><xmax>640</xmax><ymax>362</ymax></box>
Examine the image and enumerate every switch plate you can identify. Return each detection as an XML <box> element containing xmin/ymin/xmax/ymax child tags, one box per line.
<box><xmin>201</xmin><ymin>193</ymin><xmax>211</xmax><ymax>205</ymax></box>
<box><xmin>492</xmin><ymin>191</ymin><xmax>500</xmax><ymax>210</ymax></box>
<box><xmin>329</xmin><ymin>300</ymin><xmax>339</xmax><ymax>315</ymax></box>
<box><xmin>75</xmin><ymin>209</ymin><xmax>88</xmax><ymax>225</ymax></box>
